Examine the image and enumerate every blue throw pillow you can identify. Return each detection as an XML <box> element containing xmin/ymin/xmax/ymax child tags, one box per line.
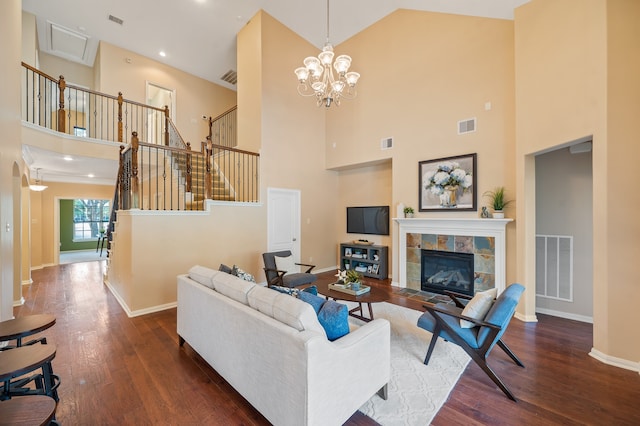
<box><xmin>298</xmin><ymin>291</ymin><xmax>326</xmax><ymax>313</ymax></box>
<box><xmin>317</xmin><ymin>300</ymin><xmax>350</xmax><ymax>341</ymax></box>
<box><xmin>271</xmin><ymin>285</ymin><xmax>317</xmax><ymax>297</ymax></box>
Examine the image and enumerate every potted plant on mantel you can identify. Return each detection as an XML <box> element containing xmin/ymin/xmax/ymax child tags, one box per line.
<box><xmin>403</xmin><ymin>206</ymin><xmax>414</xmax><ymax>218</ymax></box>
<box><xmin>483</xmin><ymin>186</ymin><xmax>513</xmax><ymax>218</ymax></box>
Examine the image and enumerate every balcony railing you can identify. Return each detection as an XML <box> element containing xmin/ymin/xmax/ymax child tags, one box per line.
<box><xmin>116</xmin><ymin>132</ymin><xmax>259</xmax><ymax>212</ymax></box>
<box><xmin>23</xmin><ymin>62</ymin><xmax>170</xmax><ymax>145</ymax></box>
<box><xmin>22</xmin><ymin>62</ymin><xmax>256</xmax><ymax>213</ymax></box>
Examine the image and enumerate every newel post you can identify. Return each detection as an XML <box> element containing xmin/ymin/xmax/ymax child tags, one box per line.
<box><xmin>164</xmin><ymin>105</ymin><xmax>170</xmax><ymax>146</ymax></box>
<box><xmin>205</xmin><ymin>136</ymin><xmax>213</xmax><ymax>200</ymax></box>
<box><xmin>58</xmin><ymin>75</ymin><xmax>66</xmax><ymax>133</ymax></box>
<box><xmin>131</xmin><ymin>132</ymin><xmax>140</xmax><ymax>209</ymax></box>
<box><xmin>186</xmin><ymin>142</ymin><xmax>192</xmax><ymax>193</ymax></box>
<box><xmin>117</xmin><ymin>92</ymin><xmax>124</xmax><ymax>142</ymax></box>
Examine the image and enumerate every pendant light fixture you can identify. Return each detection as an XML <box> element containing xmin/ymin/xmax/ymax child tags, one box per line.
<box><xmin>294</xmin><ymin>0</ymin><xmax>360</xmax><ymax>107</ymax></box>
<box><xmin>29</xmin><ymin>168</ymin><xmax>48</xmax><ymax>192</ymax></box>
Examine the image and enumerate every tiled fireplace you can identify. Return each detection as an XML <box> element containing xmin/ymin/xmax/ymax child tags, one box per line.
<box><xmin>396</xmin><ymin>218</ymin><xmax>512</xmax><ymax>295</ymax></box>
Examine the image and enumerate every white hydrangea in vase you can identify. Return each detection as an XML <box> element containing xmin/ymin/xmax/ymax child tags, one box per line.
<box><xmin>423</xmin><ymin>161</ymin><xmax>473</xmax><ymax>207</ymax></box>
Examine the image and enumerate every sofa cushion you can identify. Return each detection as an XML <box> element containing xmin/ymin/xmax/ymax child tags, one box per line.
<box><xmin>248</xmin><ymin>286</ymin><xmax>326</xmax><ymax>337</ymax></box>
<box><xmin>212</xmin><ymin>271</ymin><xmax>256</xmax><ymax>305</ymax></box>
<box><xmin>188</xmin><ymin>265</ymin><xmax>219</xmax><ymax>290</ymax></box>
<box><xmin>317</xmin><ymin>300</ymin><xmax>350</xmax><ymax>341</ymax></box>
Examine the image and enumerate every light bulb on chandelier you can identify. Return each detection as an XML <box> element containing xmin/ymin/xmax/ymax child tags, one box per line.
<box><xmin>294</xmin><ymin>0</ymin><xmax>360</xmax><ymax>108</ymax></box>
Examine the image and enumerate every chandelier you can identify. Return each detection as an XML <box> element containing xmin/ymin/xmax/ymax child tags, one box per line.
<box><xmin>294</xmin><ymin>0</ymin><xmax>360</xmax><ymax>108</ymax></box>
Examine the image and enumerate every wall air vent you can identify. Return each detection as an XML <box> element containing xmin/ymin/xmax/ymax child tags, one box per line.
<box><xmin>221</xmin><ymin>70</ymin><xmax>238</xmax><ymax>85</ymax></box>
<box><xmin>457</xmin><ymin>118</ymin><xmax>476</xmax><ymax>134</ymax></box>
<box><xmin>108</xmin><ymin>15</ymin><xmax>124</xmax><ymax>25</ymax></box>
<box><xmin>381</xmin><ymin>137</ymin><xmax>393</xmax><ymax>150</ymax></box>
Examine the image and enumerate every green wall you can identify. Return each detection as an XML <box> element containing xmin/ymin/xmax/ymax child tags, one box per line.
<box><xmin>59</xmin><ymin>199</ymin><xmax>98</xmax><ymax>252</ymax></box>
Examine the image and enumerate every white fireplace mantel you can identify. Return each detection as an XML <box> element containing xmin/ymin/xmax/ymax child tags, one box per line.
<box><xmin>395</xmin><ymin>217</ymin><xmax>513</xmax><ymax>293</ymax></box>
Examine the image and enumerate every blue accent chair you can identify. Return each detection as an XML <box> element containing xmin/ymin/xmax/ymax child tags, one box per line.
<box><xmin>417</xmin><ymin>283</ymin><xmax>525</xmax><ymax>401</ymax></box>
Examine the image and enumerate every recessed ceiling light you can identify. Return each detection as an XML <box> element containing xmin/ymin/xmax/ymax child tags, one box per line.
<box><xmin>63</xmin><ymin>156</ymin><xmax>73</xmax><ymax>161</ymax></box>
<box><xmin>88</xmin><ymin>174</ymin><xmax>95</xmax><ymax>178</ymax></box>
<box><xmin>159</xmin><ymin>51</ymin><xmax>166</xmax><ymax>57</ymax></box>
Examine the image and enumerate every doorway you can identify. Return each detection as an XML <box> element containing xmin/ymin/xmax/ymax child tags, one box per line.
<box><xmin>267</xmin><ymin>188</ymin><xmax>301</xmax><ymax>262</ymax></box>
<box><xmin>145</xmin><ymin>82</ymin><xmax>176</xmax><ymax>144</ymax></box>
<box><xmin>535</xmin><ymin>140</ymin><xmax>593</xmax><ymax>323</ymax></box>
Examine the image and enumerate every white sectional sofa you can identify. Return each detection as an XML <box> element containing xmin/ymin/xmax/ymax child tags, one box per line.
<box><xmin>177</xmin><ymin>266</ymin><xmax>390</xmax><ymax>426</ymax></box>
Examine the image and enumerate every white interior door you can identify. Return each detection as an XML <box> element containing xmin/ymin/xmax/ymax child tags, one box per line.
<box><xmin>146</xmin><ymin>82</ymin><xmax>176</xmax><ymax>144</ymax></box>
<box><xmin>267</xmin><ymin>188</ymin><xmax>301</xmax><ymax>261</ymax></box>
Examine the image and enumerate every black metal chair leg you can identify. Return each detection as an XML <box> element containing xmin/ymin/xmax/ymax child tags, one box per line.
<box><xmin>497</xmin><ymin>339</ymin><xmax>525</xmax><ymax>367</ymax></box>
<box><xmin>423</xmin><ymin>323</ymin><xmax>442</xmax><ymax>365</ymax></box>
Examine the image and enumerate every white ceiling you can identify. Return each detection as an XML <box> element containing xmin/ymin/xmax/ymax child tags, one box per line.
<box><xmin>21</xmin><ymin>0</ymin><xmax>529</xmax><ymax>186</ymax></box>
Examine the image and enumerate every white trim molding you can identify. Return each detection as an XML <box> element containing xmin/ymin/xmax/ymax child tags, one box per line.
<box><xmin>589</xmin><ymin>348</ymin><xmax>640</xmax><ymax>374</ymax></box>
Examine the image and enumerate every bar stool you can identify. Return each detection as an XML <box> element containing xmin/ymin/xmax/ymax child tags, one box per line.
<box><xmin>96</xmin><ymin>233</ymin><xmax>107</xmax><ymax>256</ymax></box>
<box><xmin>0</xmin><ymin>395</ymin><xmax>57</xmax><ymax>426</ymax></box>
<box><xmin>0</xmin><ymin>344</ymin><xmax>60</xmax><ymax>402</ymax></box>
<box><xmin>0</xmin><ymin>314</ymin><xmax>56</xmax><ymax>350</ymax></box>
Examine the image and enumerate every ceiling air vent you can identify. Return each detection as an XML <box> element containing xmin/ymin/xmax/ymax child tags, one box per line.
<box><xmin>221</xmin><ymin>70</ymin><xmax>238</xmax><ymax>85</ymax></box>
<box><xmin>108</xmin><ymin>15</ymin><xmax>124</xmax><ymax>25</ymax></box>
<box><xmin>457</xmin><ymin>118</ymin><xmax>476</xmax><ymax>134</ymax></box>
<box><xmin>381</xmin><ymin>137</ymin><xmax>393</xmax><ymax>150</ymax></box>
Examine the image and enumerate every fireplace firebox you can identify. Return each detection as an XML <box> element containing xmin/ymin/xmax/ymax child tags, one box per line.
<box><xmin>421</xmin><ymin>249</ymin><xmax>474</xmax><ymax>296</ymax></box>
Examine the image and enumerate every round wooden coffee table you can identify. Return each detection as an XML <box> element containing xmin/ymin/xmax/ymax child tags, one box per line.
<box><xmin>315</xmin><ymin>281</ymin><xmax>389</xmax><ymax>322</ymax></box>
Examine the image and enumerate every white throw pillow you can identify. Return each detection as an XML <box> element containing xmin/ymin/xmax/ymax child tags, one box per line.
<box><xmin>274</xmin><ymin>255</ymin><xmax>300</xmax><ymax>274</ymax></box>
<box><xmin>460</xmin><ymin>288</ymin><xmax>498</xmax><ymax>328</ymax></box>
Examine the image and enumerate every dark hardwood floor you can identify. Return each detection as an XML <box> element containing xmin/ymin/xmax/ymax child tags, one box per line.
<box><xmin>12</xmin><ymin>261</ymin><xmax>640</xmax><ymax>425</ymax></box>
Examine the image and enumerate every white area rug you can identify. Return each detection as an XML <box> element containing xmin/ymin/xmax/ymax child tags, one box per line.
<box><xmin>348</xmin><ymin>302</ymin><xmax>470</xmax><ymax>426</ymax></box>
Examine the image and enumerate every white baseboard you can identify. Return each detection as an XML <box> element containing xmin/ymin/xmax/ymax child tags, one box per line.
<box><xmin>103</xmin><ymin>278</ymin><xmax>176</xmax><ymax>318</ymax></box>
<box><xmin>589</xmin><ymin>348</ymin><xmax>640</xmax><ymax>373</ymax></box>
<box><xmin>514</xmin><ymin>312</ymin><xmax>538</xmax><ymax>322</ymax></box>
<box><xmin>12</xmin><ymin>297</ymin><xmax>25</xmax><ymax>307</ymax></box>
<box><xmin>535</xmin><ymin>307</ymin><xmax>593</xmax><ymax>324</ymax></box>
<box><xmin>22</xmin><ymin>279</ymin><xmax>33</xmax><ymax>286</ymax></box>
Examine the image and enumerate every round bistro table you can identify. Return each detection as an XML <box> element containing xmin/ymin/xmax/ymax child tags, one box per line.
<box><xmin>0</xmin><ymin>395</ymin><xmax>56</xmax><ymax>426</ymax></box>
<box><xmin>0</xmin><ymin>314</ymin><xmax>56</xmax><ymax>348</ymax></box>
<box><xmin>314</xmin><ymin>281</ymin><xmax>389</xmax><ymax>322</ymax></box>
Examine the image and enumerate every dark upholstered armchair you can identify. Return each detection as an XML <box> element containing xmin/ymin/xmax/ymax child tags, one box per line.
<box><xmin>417</xmin><ymin>283</ymin><xmax>525</xmax><ymax>401</ymax></box>
<box><xmin>262</xmin><ymin>250</ymin><xmax>317</xmax><ymax>288</ymax></box>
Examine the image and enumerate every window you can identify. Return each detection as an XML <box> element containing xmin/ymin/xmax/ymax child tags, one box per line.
<box><xmin>73</xmin><ymin>199</ymin><xmax>110</xmax><ymax>241</ymax></box>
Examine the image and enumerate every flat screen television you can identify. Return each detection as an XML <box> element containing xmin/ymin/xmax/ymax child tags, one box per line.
<box><xmin>346</xmin><ymin>206</ymin><xmax>390</xmax><ymax>235</ymax></box>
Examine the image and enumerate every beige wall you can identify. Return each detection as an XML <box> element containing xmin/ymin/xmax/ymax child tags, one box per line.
<box><xmin>255</xmin><ymin>12</ymin><xmax>341</xmax><ymax>269</ymax></box>
<box><xmin>30</xmin><ymin>182</ymin><xmax>114</xmax><ymax>268</ymax></box>
<box><xmin>516</xmin><ymin>0</ymin><xmax>640</xmax><ymax>366</ymax></box>
<box><xmin>96</xmin><ymin>42</ymin><xmax>237</xmax><ymax>148</ymax></box>
<box><xmin>38</xmin><ymin>52</ymin><xmax>94</xmax><ymax>88</ymax></box>
<box><xmin>604</xmin><ymin>0</ymin><xmax>640</xmax><ymax>363</ymax></box>
<box><xmin>326</xmin><ymin>10</ymin><xmax>516</xmax><ymax>283</ymax></box>
<box><xmin>336</xmin><ymin>162</ymin><xmax>393</xmax><ymax>267</ymax></box>
<box><xmin>0</xmin><ymin>0</ymin><xmax>23</xmax><ymax>320</ymax></box>
<box><xmin>21</xmin><ymin>11</ymin><xmax>37</xmax><ymax>65</ymax></box>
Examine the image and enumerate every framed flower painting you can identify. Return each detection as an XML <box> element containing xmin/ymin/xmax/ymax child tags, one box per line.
<box><xmin>419</xmin><ymin>153</ymin><xmax>477</xmax><ymax>211</ymax></box>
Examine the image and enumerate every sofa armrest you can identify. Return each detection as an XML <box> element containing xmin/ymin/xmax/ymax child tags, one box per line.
<box><xmin>306</xmin><ymin>318</ymin><xmax>390</xmax><ymax>423</ymax></box>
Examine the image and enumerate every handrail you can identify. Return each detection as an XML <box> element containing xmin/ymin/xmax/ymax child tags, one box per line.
<box><xmin>22</xmin><ymin>62</ymin><xmax>170</xmax><ymax>145</ymax></box>
<box><xmin>117</xmin><ymin>132</ymin><xmax>259</xmax><ymax>210</ymax></box>
<box><xmin>208</xmin><ymin>106</ymin><xmax>237</xmax><ymax>148</ymax></box>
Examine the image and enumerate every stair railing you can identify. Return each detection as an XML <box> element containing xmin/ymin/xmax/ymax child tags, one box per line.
<box><xmin>22</xmin><ymin>62</ymin><xmax>170</xmax><ymax>145</ymax></box>
<box><xmin>208</xmin><ymin>106</ymin><xmax>237</xmax><ymax>148</ymax></box>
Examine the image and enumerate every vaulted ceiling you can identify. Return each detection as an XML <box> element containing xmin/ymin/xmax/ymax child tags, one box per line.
<box><xmin>20</xmin><ymin>0</ymin><xmax>529</xmax><ymax>185</ymax></box>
